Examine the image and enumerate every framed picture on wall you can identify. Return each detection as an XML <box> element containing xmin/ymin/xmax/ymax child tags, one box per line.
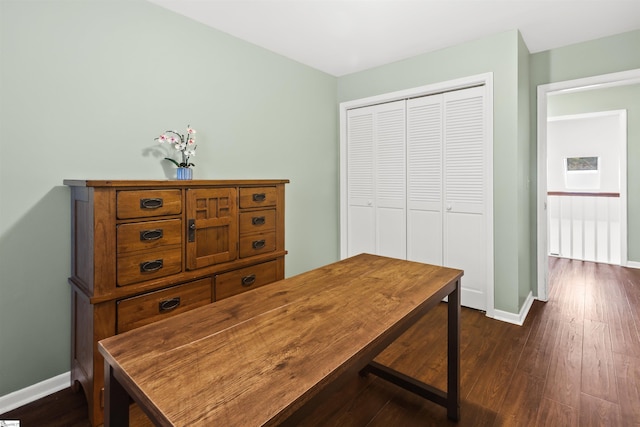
<box><xmin>566</xmin><ymin>156</ymin><xmax>598</xmax><ymax>171</ymax></box>
<box><xmin>565</xmin><ymin>156</ymin><xmax>600</xmax><ymax>189</ymax></box>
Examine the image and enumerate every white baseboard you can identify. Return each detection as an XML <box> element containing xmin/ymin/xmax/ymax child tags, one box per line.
<box><xmin>492</xmin><ymin>291</ymin><xmax>534</xmax><ymax>326</ymax></box>
<box><xmin>0</xmin><ymin>372</ymin><xmax>70</xmax><ymax>415</ymax></box>
<box><xmin>626</xmin><ymin>260</ymin><xmax>640</xmax><ymax>269</ymax></box>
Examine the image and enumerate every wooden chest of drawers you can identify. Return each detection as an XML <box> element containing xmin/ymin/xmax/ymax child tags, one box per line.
<box><xmin>64</xmin><ymin>179</ymin><xmax>288</xmax><ymax>427</ymax></box>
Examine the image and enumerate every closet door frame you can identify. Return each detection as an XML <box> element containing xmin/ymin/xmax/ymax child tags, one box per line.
<box><xmin>339</xmin><ymin>72</ymin><xmax>494</xmax><ymax>318</ymax></box>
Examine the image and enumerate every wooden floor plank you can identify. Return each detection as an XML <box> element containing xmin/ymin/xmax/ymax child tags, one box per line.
<box><xmin>534</xmin><ymin>397</ymin><xmax>578</xmax><ymax>427</ymax></box>
<box><xmin>581</xmin><ymin>319</ymin><xmax>619</xmax><ymax>403</ymax></box>
<box><xmin>606</xmin><ymin>293</ymin><xmax>640</xmax><ymax>357</ymax></box>
<box><xmin>547</xmin><ymin>258</ymin><xmax>585</xmax><ymax>321</ymax></box>
<box><xmin>515</xmin><ymin>311</ymin><xmax>556</xmax><ymax>378</ymax></box>
<box><xmin>543</xmin><ymin>320</ymin><xmax>583</xmax><ymax>408</ymax></box>
<box><xmin>620</xmin><ymin>268</ymin><xmax>640</xmax><ymax>328</ymax></box>
<box><xmin>584</xmin><ymin>262</ymin><xmax>612</xmax><ymax>323</ymax></box>
<box><xmin>464</xmin><ymin>330</ymin><xmax>524</xmax><ymax>412</ymax></box>
<box><xmin>458</xmin><ymin>329</ymin><xmax>500</xmax><ymax>397</ymax></box>
<box><xmin>612</xmin><ymin>352</ymin><xmax>640</xmax><ymax>425</ymax></box>
<box><xmin>369</xmin><ymin>388</ymin><xmax>443</xmax><ymax>427</ymax></box>
<box><xmin>295</xmin><ymin>376</ymin><xmax>393</xmax><ymax>427</ymax></box>
<box><xmin>579</xmin><ymin>393</ymin><xmax>622</xmax><ymax>427</ymax></box>
<box><xmin>496</xmin><ymin>369</ymin><xmax>546</xmax><ymax>426</ymax></box>
<box><xmin>550</xmin><ymin>311</ymin><xmax>583</xmax><ymax>350</ymax></box>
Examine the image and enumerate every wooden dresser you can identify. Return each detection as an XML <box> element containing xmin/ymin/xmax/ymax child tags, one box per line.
<box><xmin>64</xmin><ymin>179</ymin><xmax>288</xmax><ymax>427</ymax></box>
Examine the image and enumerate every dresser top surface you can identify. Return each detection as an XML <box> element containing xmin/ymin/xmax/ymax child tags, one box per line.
<box><xmin>63</xmin><ymin>179</ymin><xmax>290</xmax><ymax>188</ymax></box>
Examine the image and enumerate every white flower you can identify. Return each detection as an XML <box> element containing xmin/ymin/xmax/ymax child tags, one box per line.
<box><xmin>154</xmin><ymin>124</ymin><xmax>198</xmax><ymax>168</ymax></box>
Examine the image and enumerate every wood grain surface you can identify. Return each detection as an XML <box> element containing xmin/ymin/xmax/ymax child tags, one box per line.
<box><xmin>99</xmin><ymin>254</ymin><xmax>462</xmax><ymax>426</ymax></box>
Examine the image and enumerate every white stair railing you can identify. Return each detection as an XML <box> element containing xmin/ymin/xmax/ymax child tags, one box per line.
<box><xmin>548</xmin><ymin>192</ymin><xmax>621</xmax><ymax>265</ymax></box>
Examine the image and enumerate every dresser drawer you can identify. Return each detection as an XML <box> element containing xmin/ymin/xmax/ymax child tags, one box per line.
<box><xmin>239</xmin><ymin>210</ymin><xmax>276</xmax><ymax>234</ymax></box>
<box><xmin>116</xmin><ymin>278</ymin><xmax>212</xmax><ymax>333</ymax></box>
<box><xmin>215</xmin><ymin>260</ymin><xmax>278</xmax><ymax>300</ymax></box>
<box><xmin>117</xmin><ymin>247</ymin><xmax>182</xmax><ymax>286</ymax></box>
<box><xmin>239</xmin><ymin>231</ymin><xmax>276</xmax><ymax>258</ymax></box>
<box><xmin>239</xmin><ymin>187</ymin><xmax>277</xmax><ymax>209</ymax></box>
<box><xmin>117</xmin><ymin>219</ymin><xmax>182</xmax><ymax>254</ymax></box>
<box><xmin>117</xmin><ymin>189</ymin><xmax>182</xmax><ymax>219</ymax></box>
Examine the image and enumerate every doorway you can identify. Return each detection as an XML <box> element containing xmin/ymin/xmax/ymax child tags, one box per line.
<box><xmin>546</xmin><ymin>110</ymin><xmax>626</xmax><ymax>265</ymax></box>
<box><xmin>537</xmin><ymin>68</ymin><xmax>640</xmax><ymax>301</ymax></box>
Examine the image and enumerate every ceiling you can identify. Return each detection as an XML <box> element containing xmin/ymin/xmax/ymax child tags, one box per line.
<box><xmin>147</xmin><ymin>0</ymin><xmax>640</xmax><ymax>76</ymax></box>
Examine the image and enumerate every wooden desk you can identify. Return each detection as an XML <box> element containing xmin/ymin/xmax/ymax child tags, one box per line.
<box><xmin>98</xmin><ymin>254</ymin><xmax>463</xmax><ymax>426</ymax></box>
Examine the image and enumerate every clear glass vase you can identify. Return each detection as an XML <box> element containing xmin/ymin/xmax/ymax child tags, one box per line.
<box><xmin>176</xmin><ymin>167</ymin><xmax>193</xmax><ymax>180</ymax></box>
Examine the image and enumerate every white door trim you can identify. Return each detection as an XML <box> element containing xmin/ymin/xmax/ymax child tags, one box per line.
<box><xmin>340</xmin><ymin>72</ymin><xmax>494</xmax><ymax>318</ymax></box>
<box><xmin>536</xmin><ymin>68</ymin><xmax>640</xmax><ymax>301</ymax></box>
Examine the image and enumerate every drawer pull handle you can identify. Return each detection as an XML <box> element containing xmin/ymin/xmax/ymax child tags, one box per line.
<box><xmin>252</xmin><ymin>239</ymin><xmax>266</xmax><ymax>249</ymax></box>
<box><xmin>140</xmin><ymin>229</ymin><xmax>163</xmax><ymax>241</ymax></box>
<box><xmin>252</xmin><ymin>193</ymin><xmax>266</xmax><ymax>202</ymax></box>
<box><xmin>140</xmin><ymin>259</ymin><xmax>163</xmax><ymax>272</ymax></box>
<box><xmin>140</xmin><ymin>198</ymin><xmax>164</xmax><ymax>209</ymax></box>
<box><xmin>188</xmin><ymin>219</ymin><xmax>196</xmax><ymax>242</ymax></box>
<box><xmin>252</xmin><ymin>216</ymin><xmax>266</xmax><ymax>226</ymax></box>
<box><xmin>159</xmin><ymin>297</ymin><xmax>181</xmax><ymax>313</ymax></box>
<box><xmin>241</xmin><ymin>274</ymin><xmax>256</xmax><ymax>287</ymax></box>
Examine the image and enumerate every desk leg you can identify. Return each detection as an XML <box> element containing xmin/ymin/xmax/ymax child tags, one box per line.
<box><xmin>104</xmin><ymin>361</ymin><xmax>130</xmax><ymax>427</ymax></box>
<box><xmin>447</xmin><ymin>278</ymin><xmax>461</xmax><ymax>421</ymax></box>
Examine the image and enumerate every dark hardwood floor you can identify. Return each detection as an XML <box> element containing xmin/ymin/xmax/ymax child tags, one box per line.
<box><xmin>2</xmin><ymin>257</ymin><xmax>639</xmax><ymax>426</ymax></box>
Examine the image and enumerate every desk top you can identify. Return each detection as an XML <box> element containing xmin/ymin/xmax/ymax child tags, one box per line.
<box><xmin>98</xmin><ymin>254</ymin><xmax>462</xmax><ymax>426</ymax></box>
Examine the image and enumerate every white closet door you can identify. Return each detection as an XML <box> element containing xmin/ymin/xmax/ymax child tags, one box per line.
<box><xmin>443</xmin><ymin>86</ymin><xmax>487</xmax><ymax>310</ymax></box>
<box><xmin>346</xmin><ymin>107</ymin><xmax>375</xmax><ymax>257</ymax></box>
<box><xmin>375</xmin><ymin>101</ymin><xmax>406</xmax><ymax>259</ymax></box>
<box><xmin>407</xmin><ymin>94</ymin><xmax>443</xmax><ymax>265</ymax></box>
<box><xmin>346</xmin><ymin>100</ymin><xmax>406</xmax><ymax>259</ymax></box>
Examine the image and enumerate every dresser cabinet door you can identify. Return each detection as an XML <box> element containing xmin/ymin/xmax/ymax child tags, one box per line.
<box><xmin>186</xmin><ymin>188</ymin><xmax>238</xmax><ymax>270</ymax></box>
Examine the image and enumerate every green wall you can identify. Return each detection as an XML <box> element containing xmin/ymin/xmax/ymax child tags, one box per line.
<box><xmin>0</xmin><ymin>0</ymin><xmax>338</xmax><ymax>397</ymax></box>
<box><xmin>517</xmin><ymin>32</ymin><xmax>532</xmax><ymax>308</ymax></box>
<box><xmin>337</xmin><ymin>30</ymin><xmax>529</xmax><ymax>314</ymax></box>
<box><xmin>547</xmin><ymin>84</ymin><xmax>640</xmax><ymax>262</ymax></box>
<box><xmin>530</xmin><ymin>30</ymin><xmax>640</xmax><ymax>87</ymax></box>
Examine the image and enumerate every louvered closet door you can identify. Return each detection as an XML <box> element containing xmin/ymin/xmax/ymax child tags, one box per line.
<box><xmin>346</xmin><ymin>106</ymin><xmax>375</xmax><ymax>256</ymax></box>
<box><xmin>345</xmin><ymin>84</ymin><xmax>489</xmax><ymax>311</ymax></box>
<box><xmin>443</xmin><ymin>86</ymin><xmax>487</xmax><ymax>310</ymax></box>
<box><xmin>375</xmin><ymin>101</ymin><xmax>406</xmax><ymax>258</ymax></box>
<box><xmin>346</xmin><ymin>100</ymin><xmax>406</xmax><ymax>259</ymax></box>
<box><xmin>407</xmin><ymin>94</ymin><xmax>443</xmax><ymax>265</ymax></box>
